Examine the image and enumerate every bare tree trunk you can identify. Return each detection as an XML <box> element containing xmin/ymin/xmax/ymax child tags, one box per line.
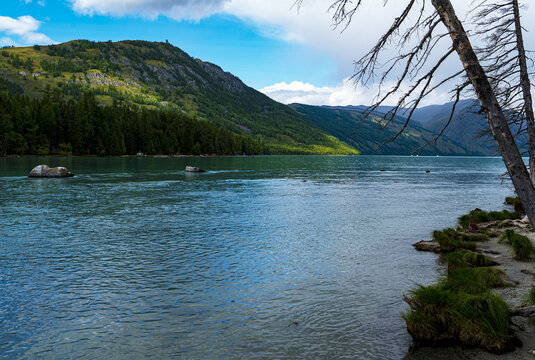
<box><xmin>512</xmin><ymin>0</ymin><xmax>535</xmax><ymax>184</ymax></box>
<box><xmin>431</xmin><ymin>0</ymin><xmax>535</xmax><ymax>228</ymax></box>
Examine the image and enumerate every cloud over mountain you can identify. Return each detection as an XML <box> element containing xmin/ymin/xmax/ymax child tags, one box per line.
<box><xmin>69</xmin><ymin>0</ymin><xmax>230</xmax><ymax>21</ymax></box>
<box><xmin>0</xmin><ymin>15</ymin><xmax>55</xmax><ymax>45</ymax></box>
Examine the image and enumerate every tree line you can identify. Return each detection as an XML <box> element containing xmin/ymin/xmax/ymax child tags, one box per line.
<box><xmin>0</xmin><ymin>88</ymin><xmax>263</xmax><ymax>156</ymax></box>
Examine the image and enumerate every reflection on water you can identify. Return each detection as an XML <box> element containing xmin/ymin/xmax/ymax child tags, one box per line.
<box><xmin>0</xmin><ymin>156</ymin><xmax>513</xmax><ymax>359</ymax></box>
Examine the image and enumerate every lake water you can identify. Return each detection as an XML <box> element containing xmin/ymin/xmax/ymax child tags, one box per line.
<box><xmin>0</xmin><ymin>155</ymin><xmax>515</xmax><ymax>359</ymax></box>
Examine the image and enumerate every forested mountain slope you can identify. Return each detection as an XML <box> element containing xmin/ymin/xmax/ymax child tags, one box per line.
<box><xmin>0</xmin><ymin>40</ymin><xmax>357</xmax><ymax>155</ymax></box>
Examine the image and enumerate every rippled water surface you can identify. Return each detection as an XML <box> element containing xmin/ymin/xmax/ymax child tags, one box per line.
<box><xmin>0</xmin><ymin>156</ymin><xmax>514</xmax><ymax>359</ymax></box>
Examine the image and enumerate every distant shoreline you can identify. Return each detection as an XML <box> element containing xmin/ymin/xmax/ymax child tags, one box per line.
<box><xmin>0</xmin><ymin>154</ymin><xmax>505</xmax><ymax>158</ymax></box>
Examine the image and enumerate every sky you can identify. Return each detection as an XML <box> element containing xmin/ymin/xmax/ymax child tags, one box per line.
<box><xmin>2</xmin><ymin>0</ymin><xmax>535</xmax><ymax>106</ymax></box>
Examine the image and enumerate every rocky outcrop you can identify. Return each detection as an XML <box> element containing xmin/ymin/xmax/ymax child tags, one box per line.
<box><xmin>28</xmin><ymin>165</ymin><xmax>74</xmax><ymax>178</ymax></box>
<box><xmin>413</xmin><ymin>240</ymin><xmax>442</xmax><ymax>253</ymax></box>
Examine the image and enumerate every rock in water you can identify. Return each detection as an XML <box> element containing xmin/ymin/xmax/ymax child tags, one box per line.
<box><xmin>28</xmin><ymin>165</ymin><xmax>74</xmax><ymax>178</ymax></box>
<box><xmin>185</xmin><ymin>166</ymin><xmax>205</xmax><ymax>173</ymax></box>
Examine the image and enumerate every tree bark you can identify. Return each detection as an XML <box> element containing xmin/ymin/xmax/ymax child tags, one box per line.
<box><xmin>431</xmin><ymin>0</ymin><xmax>535</xmax><ymax>229</ymax></box>
<box><xmin>512</xmin><ymin>0</ymin><xmax>535</xmax><ymax>184</ymax></box>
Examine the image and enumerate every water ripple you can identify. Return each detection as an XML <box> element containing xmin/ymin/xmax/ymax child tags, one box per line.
<box><xmin>0</xmin><ymin>155</ymin><xmax>513</xmax><ymax>359</ymax></box>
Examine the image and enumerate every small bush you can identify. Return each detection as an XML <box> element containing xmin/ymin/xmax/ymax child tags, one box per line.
<box><xmin>499</xmin><ymin>229</ymin><xmax>535</xmax><ymax>261</ymax></box>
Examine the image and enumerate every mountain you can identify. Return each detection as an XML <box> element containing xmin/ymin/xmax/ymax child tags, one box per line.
<box><xmin>290</xmin><ymin>104</ymin><xmax>470</xmax><ymax>155</ymax></box>
<box><xmin>409</xmin><ymin>100</ymin><xmax>497</xmax><ymax>155</ymax></box>
<box><xmin>293</xmin><ymin>100</ymin><xmax>511</xmax><ymax>156</ymax></box>
<box><xmin>0</xmin><ymin>40</ymin><xmax>357</xmax><ymax>155</ymax></box>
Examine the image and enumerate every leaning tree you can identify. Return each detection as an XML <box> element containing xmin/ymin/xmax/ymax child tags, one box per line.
<box><xmin>473</xmin><ymin>0</ymin><xmax>535</xmax><ymax>183</ymax></box>
<box><xmin>297</xmin><ymin>0</ymin><xmax>535</xmax><ymax>227</ymax></box>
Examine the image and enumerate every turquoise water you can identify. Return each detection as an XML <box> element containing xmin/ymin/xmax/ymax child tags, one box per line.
<box><xmin>0</xmin><ymin>156</ymin><xmax>514</xmax><ymax>359</ymax></box>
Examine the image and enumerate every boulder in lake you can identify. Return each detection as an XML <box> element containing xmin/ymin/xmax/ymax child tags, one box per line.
<box><xmin>185</xmin><ymin>166</ymin><xmax>205</xmax><ymax>173</ymax></box>
<box><xmin>28</xmin><ymin>165</ymin><xmax>74</xmax><ymax>178</ymax></box>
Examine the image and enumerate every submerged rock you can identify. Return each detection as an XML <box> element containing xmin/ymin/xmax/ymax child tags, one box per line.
<box><xmin>185</xmin><ymin>166</ymin><xmax>205</xmax><ymax>173</ymax></box>
<box><xmin>28</xmin><ymin>164</ymin><xmax>74</xmax><ymax>178</ymax></box>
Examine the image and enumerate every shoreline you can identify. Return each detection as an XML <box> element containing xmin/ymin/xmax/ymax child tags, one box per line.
<box><xmin>0</xmin><ymin>154</ymin><xmax>509</xmax><ymax>158</ymax></box>
<box><xmin>407</xmin><ymin>208</ymin><xmax>535</xmax><ymax>359</ymax></box>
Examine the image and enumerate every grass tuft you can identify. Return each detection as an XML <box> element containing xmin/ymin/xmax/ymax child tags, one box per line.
<box><xmin>505</xmin><ymin>197</ymin><xmax>524</xmax><ymax>213</ymax></box>
<box><xmin>445</xmin><ymin>249</ymin><xmax>494</xmax><ymax>271</ymax></box>
<box><xmin>458</xmin><ymin>210</ymin><xmax>522</xmax><ymax>230</ymax></box>
<box><xmin>499</xmin><ymin>229</ymin><xmax>535</xmax><ymax>261</ymax></box>
<box><xmin>442</xmin><ymin>268</ymin><xmax>507</xmax><ymax>295</ymax></box>
<box><xmin>403</xmin><ymin>284</ymin><xmax>511</xmax><ymax>352</ymax></box>
<box><xmin>433</xmin><ymin>228</ymin><xmax>481</xmax><ymax>252</ymax></box>
<box><xmin>524</xmin><ymin>288</ymin><xmax>535</xmax><ymax>306</ymax></box>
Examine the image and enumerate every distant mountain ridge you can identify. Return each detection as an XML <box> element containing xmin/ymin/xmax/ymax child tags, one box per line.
<box><xmin>292</xmin><ymin>99</ymin><xmax>505</xmax><ymax>156</ymax></box>
<box><xmin>290</xmin><ymin>103</ymin><xmax>470</xmax><ymax>155</ymax></box>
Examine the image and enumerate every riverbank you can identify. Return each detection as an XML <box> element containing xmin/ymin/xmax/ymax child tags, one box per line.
<box><xmin>406</xmin><ymin>206</ymin><xmax>535</xmax><ymax>359</ymax></box>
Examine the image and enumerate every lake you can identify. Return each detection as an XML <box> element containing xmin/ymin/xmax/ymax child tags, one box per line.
<box><xmin>0</xmin><ymin>155</ymin><xmax>514</xmax><ymax>359</ymax></box>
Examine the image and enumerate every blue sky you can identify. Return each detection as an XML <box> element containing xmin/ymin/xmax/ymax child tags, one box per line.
<box><xmin>1</xmin><ymin>0</ymin><xmax>337</xmax><ymax>90</ymax></box>
<box><xmin>2</xmin><ymin>1</ymin><xmax>535</xmax><ymax>106</ymax></box>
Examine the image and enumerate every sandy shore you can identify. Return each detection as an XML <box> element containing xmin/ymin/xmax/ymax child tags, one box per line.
<box><xmin>406</xmin><ymin>218</ymin><xmax>535</xmax><ymax>360</ymax></box>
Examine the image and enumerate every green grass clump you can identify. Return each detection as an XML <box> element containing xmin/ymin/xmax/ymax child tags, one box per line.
<box><xmin>499</xmin><ymin>229</ymin><xmax>535</xmax><ymax>261</ymax></box>
<box><xmin>505</xmin><ymin>197</ymin><xmax>524</xmax><ymax>213</ymax></box>
<box><xmin>445</xmin><ymin>250</ymin><xmax>494</xmax><ymax>271</ymax></box>
<box><xmin>458</xmin><ymin>210</ymin><xmax>522</xmax><ymax>230</ymax></box>
<box><xmin>481</xmin><ymin>229</ymin><xmax>499</xmax><ymax>238</ymax></box>
<box><xmin>442</xmin><ymin>268</ymin><xmax>507</xmax><ymax>295</ymax></box>
<box><xmin>403</xmin><ymin>284</ymin><xmax>511</xmax><ymax>352</ymax></box>
<box><xmin>433</xmin><ymin>228</ymin><xmax>478</xmax><ymax>252</ymax></box>
<box><xmin>524</xmin><ymin>288</ymin><xmax>535</xmax><ymax>306</ymax></box>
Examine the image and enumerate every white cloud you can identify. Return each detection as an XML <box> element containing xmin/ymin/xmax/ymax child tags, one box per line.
<box><xmin>70</xmin><ymin>0</ymin><xmax>230</xmax><ymax>21</ymax></box>
<box><xmin>260</xmin><ymin>79</ymin><xmax>371</xmax><ymax>106</ymax></box>
<box><xmin>65</xmin><ymin>0</ymin><xmax>485</xmax><ymax>80</ymax></box>
<box><xmin>65</xmin><ymin>0</ymin><xmax>535</xmax><ymax>106</ymax></box>
<box><xmin>0</xmin><ymin>37</ymin><xmax>19</xmax><ymax>47</ymax></box>
<box><xmin>0</xmin><ymin>15</ymin><xmax>55</xmax><ymax>45</ymax></box>
<box><xmin>260</xmin><ymin>79</ymin><xmax>457</xmax><ymax>107</ymax></box>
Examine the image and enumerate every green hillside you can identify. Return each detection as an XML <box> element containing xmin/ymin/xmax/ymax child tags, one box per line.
<box><xmin>290</xmin><ymin>104</ymin><xmax>470</xmax><ymax>155</ymax></box>
<box><xmin>0</xmin><ymin>40</ymin><xmax>357</xmax><ymax>155</ymax></box>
